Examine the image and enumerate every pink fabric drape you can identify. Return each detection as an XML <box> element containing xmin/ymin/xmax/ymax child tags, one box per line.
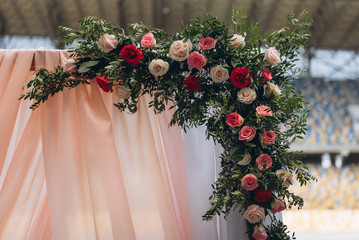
<box><xmin>0</xmin><ymin>50</ymin><xmax>192</xmax><ymax>240</ymax></box>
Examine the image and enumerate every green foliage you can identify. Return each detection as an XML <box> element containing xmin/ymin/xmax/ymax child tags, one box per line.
<box><xmin>20</xmin><ymin>8</ymin><xmax>315</xmax><ymax>239</ymax></box>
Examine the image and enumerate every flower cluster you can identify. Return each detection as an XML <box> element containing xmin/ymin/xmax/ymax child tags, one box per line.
<box><xmin>21</xmin><ymin>10</ymin><xmax>315</xmax><ymax>240</ymax></box>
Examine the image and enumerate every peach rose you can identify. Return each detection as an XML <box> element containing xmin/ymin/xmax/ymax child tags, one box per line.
<box><xmin>276</xmin><ymin>169</ymin><xmax>293</xmax><ymax>188</ymax></box>
<box><xmin>256</xmin><ymin>105</ymin><xmax>273</xmax><ymax>116</ymax></box>
<box><xmin>199</xmin><ymin>37</ymin><xmax>216</xmax><ymax>50</ymax></box>
<box><xmin>265</xmin><ymin>47</ymin><xmax>281</xmax><ymax>66</ymax></box>
<box><xmin>62</xmin><ymin>58</ymin><xmax>76</xmax><ymax>72</ymax></box>
<box><xmin>148</xmin><ymin>59</ymin><xmax>169</xmax><ymax>77</ymax></box>
<box><xmin>252</xmin><ymin>224</ymin><xmax>268</xmax><ymax>240</ymax></box>
<box><xmin>260</xmin><ymin>130</ymin><xmax>275</xmax><ymax>148</ymax></box>
<box><xmin>237</xmin><ymin>153</ymin><xmax>252</xmax><ymax>165</ymax></box>
<box><xmin>238</xmin><ymin>126</ymin><xmax>256</xmax><ymax>141</ymax></box>
<box><xmin>169</xmin><ymin>40</ymin><xmax>192</xmax><ymax>61</ymax></box>
<box><xmin>256</xmin><ymin>154</ymin><xmax>273</xmax><ymax>170</ymax></box>
<box><xmin>237</xmin><ymin>87</ymin><xmax>257</xmax><ymax>104</ymax></box>
<box><xmin>265</xmin><ymin>81</ymin><xmax>282</xmax><ymax>98</ymax></box>
<box><xmin>241</xmin><ymin>174</ymin><xmax>258</xmax><ymax>191</ymax></box>
<box><xmin>187</xmin><ymin>51</ymin><xmax>206</xmax><ymax>70</ymax></box>
<box><xmin>98</xmin><ymin>34</ymin><xmax>118</xmax><ymax>53</ymax></box>
<box><xmin>141</xmin><ymin>33</ymin><xmax>156</xmax><ymax>48</ymax></box>
<box><xmin>114</xmin><ymin>85</ymin><xmax>131</xmax><ymax>100</ymax></box>
<box><xmin>271</xmin><ymin>199</ymin><xmax>285</xmax><ymax>214</ymax></box>
<box><xmin>243</xmin><ymin>204</ymin><xmax>265</xmax><ymax>223</ymax></box>
<box><xmin>231</xmin><ymin>34</ymin><xmax>245</xmax><ymax>48</ymax></box>
<box><xmin>226</xmin><ymin>112</ymin><xmax>244</xmax><ymax>127</ymax></box>
<box><xmin>210</xmin><ymin>65</ymin><xmax>229</xmax><ymax>83</ymax></box>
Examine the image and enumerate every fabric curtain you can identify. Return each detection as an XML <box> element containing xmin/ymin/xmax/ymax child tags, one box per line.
<box><xmin>0</xmin><ymin>49</ymin><xmax>250</xmax><ymax>240</ymax></box>
<box><xmin>0</xmin><ymin>50</ymin><xmax>192</xmax><ymax>240</ymax></box>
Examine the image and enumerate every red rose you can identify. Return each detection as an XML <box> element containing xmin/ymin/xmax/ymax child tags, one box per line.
<box><xmin>120</xmin><ymin>45</ymin><xmax>144</xmax><ymax>66</ymax></box>
<box><xmin>96</xmin><ymin>75</ymin><xmax>113</xmax><ymax>92</ymax></box>
<box><xmin>230</xmin><ymin>67</ymin><xmax>252</xmax><ymax>88</ymax></box>
<box><xmin>183</xmin><ymin>76</ymin><xmax>200</xmax><ymax>91</ymax></box>
<box><xmin>258</xmin><ymin>66</ymin><xmax>272</xmax><ymax>82</ymax></box>
<box><xmin>254</xmin><ymin>188</ymin><xmax>273</xmax><ymax>203</ymax></box>
<box><xmin>226</xmin><ymin>112</ymin><xmax>244</xmax><ymax>127</ymax></box>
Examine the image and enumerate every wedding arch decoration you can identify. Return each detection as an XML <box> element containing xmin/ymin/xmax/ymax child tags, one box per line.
<box><xmin>20</xmin><ymin>8</ymin><xmax>316</xmax><ymax>240</ymax></box>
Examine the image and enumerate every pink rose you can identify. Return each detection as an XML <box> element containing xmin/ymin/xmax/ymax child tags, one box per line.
<box><xmin>260</xmin><ymin>130</ymin><xmax>275</xmax><ymax>148</ymax></box>
<box><xmin>252</xmin><ymin>224</ymin><xmax>268</xmax><ymax>240</ymax></box>
<box><xmin>265</xmin><ymin>47</ymin><xmax>281</xmax><ymax>66</ymax></box>
<box><xmin>226</xmin><ymin>112</ymin><xmax>244</xmax><ymax>127</ymax></box>
<box><xmin>62</xmin><ymin>58</ymin><xmax>76</xmax><ymax>72</ymax></box>
<box><xmin>271</xmin><ymin>199</ymin><xmax>285</xmax><ymax>214</ymax></box>
<box><xmin>187</xmin><ymin>51</ymin><xmax>206</xmax><ymax>70</ymax></box>
<box><xmin>243</xmin><ymin>204</ymin><xmax>265</xmax><ymax>224</ymax></box>
<box><xmin>199</xmin><ymin>37</ymin><xmax>216</xmax><ymax>50</ymax></box>
<box><xmin>237</xmin><ymin>153</ymin><xmax>252</xmax><ymax>165</ymax></box>
<box><xmin>276</xmin><ymin>169</ymin><xmax>293</xmax><ymax>188</ymax></box>
<box><xmin>141</xmin><ymin>33</ymin><xmax>156</xmax><ymax>48</ymax></box>
<box><xmin>231</xmin><ymin>34</ymin><xmax>245</xmax><ymax>48</ymax></box>
<box><xmin>238</xmin><ymin>126</ymin><xmax>256</xmax><ymax>141</ymax></box>
<box><xmin>256</xmin><ymin>154</ymin><xmax>273</xmax><ymax>170</ymax></box>
<box><xmin>241</xmin><ymin>174</ymin><xmax>258</xmax><ymax>191</ymax></box>
<box><xmin>256</xmin><ymin>105</ymin><xmax>273</xmax><ymax>116</ymax></box>
<box><xmin>98</xmin><ymin>34</ymin><xmax>118</xmax><ymax>53</ymax></box>
<box><xmin>257</xmin><ymin>67</ymin><xmax>272</xmax><ymax>82</ymax></box>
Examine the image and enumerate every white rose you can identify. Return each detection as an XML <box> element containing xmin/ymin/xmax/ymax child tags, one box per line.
<box><xmin>98</xmin><ymin>34</ymin><xmax>118</xmax><ymax>53</ymax></box>
<box><xmin>237</xmin><ymin>153</ymin><xmax>252</xmax><ymax>165</ymax></box>
<box><xmin>169</xmin><ymin>40</ymin><xmax>192</xmax><ymax>61</ymax></box>
<box><xmin>231</xmin><ymin>34</ymin><xmax>245</xmax><ymax>48</ymax></box>
<box><xmin>237</xmin><ymin>88</ymin><xmax>257</xmax><ymax>104</ymax></box>
<box><xmin>149</xmin><ymin>59</ymin><xmax>169</xmax><ymax>77</ymax></box>
<box><xmin>276</xmin><ymin>169</ymin><xmax>293</xmax><ymax>188</ymax></box>
<box><xmin>265</xmin><ymin>81</ymin><xmax>281</xmax><ymax>98</ymax></box>
<box><xmin>62</xmin><ymin>58</ymin><xmax>76</xmax><ymax>72</ymax></box>
<box><xmin>210</xmin><ymin>65</ymin><xmax>229</xmax><ymax>83</ymax></box>
<box><xmin>243</xmin><ymin>204</ymin><xmax>265</xmax><ymax>224</ymax></box>
<box><xmin>114</xmin><ymin>85</ymin><xmax>131</xmax><ymax>100</ymax></box>
<box><xmin>265</xmin><ymin>47</ymin><xmax>281</xmax><ymax>66</ymax></box>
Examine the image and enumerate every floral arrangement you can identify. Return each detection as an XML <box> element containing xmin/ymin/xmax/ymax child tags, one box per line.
<box><xmin>20</xmin><ymin>8</ymin><xmax>316</xmax><ymax>240</ymax></box>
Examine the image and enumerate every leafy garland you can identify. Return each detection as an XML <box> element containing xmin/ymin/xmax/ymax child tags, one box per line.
<box><xmin>20</xmin><ymin>8</ymin><xmax>316</xmax><ymax>240</ymax></box>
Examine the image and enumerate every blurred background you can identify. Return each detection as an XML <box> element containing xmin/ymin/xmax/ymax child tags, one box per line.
<box><xmin>1</xmin><ymin>0</ymin><xmax>359</xmax><ymax>239</ymax></box>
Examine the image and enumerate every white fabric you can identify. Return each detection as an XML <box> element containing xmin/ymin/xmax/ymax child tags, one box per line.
<box><xmin>182</xmin><ymin>126</ymin><xmax>249</xmax><ymax>240</ymax></box>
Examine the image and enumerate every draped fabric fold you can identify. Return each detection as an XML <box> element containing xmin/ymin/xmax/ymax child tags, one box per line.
<box><xmin>0</xmin><ymin>50</ymin><xmax>192</xmax><ymax>240</ymax></box>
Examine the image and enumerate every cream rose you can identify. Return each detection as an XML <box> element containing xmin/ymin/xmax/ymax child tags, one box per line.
<box><xmin>276</xmin><ymin>169</ymin><xmax>293</xmax><ymax>188</ymax></box>
<box><xmin>62</xmin><ymin>58</ymin><xmax>76</xmax><ymax>72</ymax></box>
<box><xmin>237</xmin><ymin>87</ymin><xmax>257</xmax><ymax>104</ymax></box>
<box><xmin>265</xmin><ymin>47</ymin><xmax>281</xmax><ymax>66</ymax></box>
<box><xmin>210</xmin><ymin>65</ymin><xmax>229</xmax><ymax>83</ymax></box>
<box><xmin>265</xmin><ymin>81</ymin><xmax>281</xmax><ymax>98</ymax></box>
<box><xmin>98</xmin><ymin>34</ymin><xmax>118</xmax><ymax>53</ymax></box>
<box><xmin>148</xmin><ymin>59</ymin><xmax>169</xmax><ymax>77</ymax></box>
<box><xmin>114</xmin><ymin>85</ymin><xmax>131</xmax><ymax>100</ymax></box>
<box><xmin>231</xmin><ymin>34</ymin><xmax>245</xmax><ymax>48</ymax></box>
<box><xmin>237</xmin><ymin>153</ymin><xmax>252</xmax><ymax>165</ymax></box>
<box><xmin>243</xmin><ymin>204</ymin><xmax>265</xmax><ymax>224</ymax></box>
<box><xmin>169</xmin><ymin>40</ymin><xmax>192</xmax><ymax>61</ymax></box>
